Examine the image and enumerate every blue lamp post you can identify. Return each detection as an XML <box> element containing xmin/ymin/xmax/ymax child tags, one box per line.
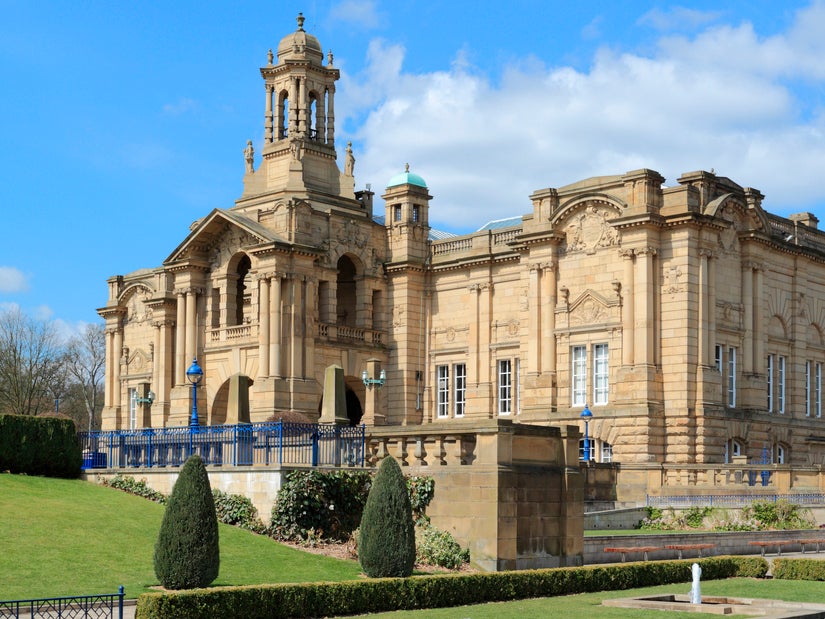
<box><xmin>186</xmin><ymin>358</ymin><xmax>204</xmax><ymax>428</ymax></box>
<box><xmin>580</xmin><ymin>404</ymin><xmax>593</xmax><ymax>462</ymax></box>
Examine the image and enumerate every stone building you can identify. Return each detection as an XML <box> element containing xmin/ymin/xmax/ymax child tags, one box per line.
<box><xmin>99</xmin><ymin>15</ymin><xmax>825</xmax><ymax>495</ymax></box>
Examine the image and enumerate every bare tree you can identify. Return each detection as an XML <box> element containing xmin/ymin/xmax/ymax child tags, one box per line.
<box><xmin>64</xmin><ymin>323</ymin><xmax>105</xmax><ymax>432</ymax></box>
<box><xmin>0</xmin><ymin>307</ymin><xmax>63</xmax><ymax>416</ymax></box>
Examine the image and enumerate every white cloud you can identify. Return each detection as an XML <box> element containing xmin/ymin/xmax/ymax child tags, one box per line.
<box><xmin>341</xmin><ymin>4</ymin><xmax>825</xmax><ymax>233</ymax></box>
<box><xmin>329</xmin><ymin>0</ymin><xmax>383</xmax><ymax>29</ymax></box>
<box><xmin>0</xmin><ymin>267</ymin><xmax>29</xmax><ymax>293</ymax></box>
<box><xmin>639</xmin><ymin>7</ymin><xmax>723</xmax><ymax>32</ymax></box>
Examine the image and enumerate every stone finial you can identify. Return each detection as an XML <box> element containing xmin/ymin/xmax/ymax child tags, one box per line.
<box><xmin>267</xmin><ymin>48</ymin><xmax>274</xmax><ymax>65</ymax></box>
<box><xmin>327</xmin><ymin>49</ymin><xmax>334</xmax><ymax>66</ymax></box>
<box><xmin>296</xmin><ymin>12</ymin><xmax>305</xmax><ymax>31</ymax></box>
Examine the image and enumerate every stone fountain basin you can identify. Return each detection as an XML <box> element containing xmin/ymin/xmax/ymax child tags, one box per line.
<box><xmin>603</xmin><ymin>594</ymin><xmax>825</xmax><ymax>617</ymax></box>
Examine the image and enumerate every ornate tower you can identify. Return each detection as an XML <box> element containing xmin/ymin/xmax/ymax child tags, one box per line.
<box><xmin>383</xmin><ymin>166</ymin><xmax>432</xmax><ymax>423</ymax></box>
<box><xmin>243</xmin><ymin>13</ymin><xmax>346</xmax><ymax>199</ymax></box>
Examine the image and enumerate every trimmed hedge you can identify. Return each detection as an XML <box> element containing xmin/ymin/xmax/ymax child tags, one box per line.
<box><xmin>772</xmin><ymin>558</ymin><xmax>825</xmax><ymax>581</ymax></box>
<box><xmin>135</xmin><ymin>556</ymin><xmax>767</xmax><ymax>619</ymax></box>
<box><xmin>0</xmin><ymin>414</ymin><xmax>81</xmax><ymax>477</ymax></box>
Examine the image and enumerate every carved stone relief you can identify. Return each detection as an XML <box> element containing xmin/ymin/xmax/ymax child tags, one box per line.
<box><xmin>124</xmin><ymin>286</ymin><xmax>153</xmax><ymax>325</ymax></box>
<box><xmin>564</xmin><ymin>203</ymin><xmax>619</xmax><ymax>254</ymax></box>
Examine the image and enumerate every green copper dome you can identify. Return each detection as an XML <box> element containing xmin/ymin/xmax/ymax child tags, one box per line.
<box><xmin>387</xmin><ymin>164</ymin><xmax>427</xmax><ymax>188</ymax></box>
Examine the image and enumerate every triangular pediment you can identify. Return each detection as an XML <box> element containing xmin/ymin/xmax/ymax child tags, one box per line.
<box><xmin>567</xmin><ymin>289</ymin><xmax>619</xmax><ymax>327</ymax></box>
<box><xmin>164</xmin><ymin>209</ymin><xmax>284</xmax><ymax>264</ymax></box>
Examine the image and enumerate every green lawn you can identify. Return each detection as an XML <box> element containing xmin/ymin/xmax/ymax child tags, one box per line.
<box><xmin>346</xmin><ymin>578</ymin><xmax>825</xmax><ymax>618</ymax></box>
<box><xmin>0</xmin><ymin>474</ymin><xmax>362</xmax><ymax>600</ymax></box>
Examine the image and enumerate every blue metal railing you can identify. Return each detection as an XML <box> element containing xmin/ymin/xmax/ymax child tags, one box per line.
<box><xmin>646</xmin><ymin>493</ymin><xmax>825</xmax><ymax>508</ymax></box>
<box><xmin>0</xmin><ymin>586</ymin><xmax>124</xmax><ymax>618</ymax></box>
<box><xmin>78</xmin><ymin>422</ymin><xmax>365</xmax><ymax>469</ymax></box>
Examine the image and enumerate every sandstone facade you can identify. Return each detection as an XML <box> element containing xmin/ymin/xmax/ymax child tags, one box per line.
<box><xmin>99</xmin><ymin>15</ymin><xmax>825</xmax><ymax>479</ymax></box>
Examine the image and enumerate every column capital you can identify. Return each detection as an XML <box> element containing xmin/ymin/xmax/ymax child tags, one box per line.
<box><xmin>619</xmin><ymin>248</ymin><xmax>635</xmax><ymax>259</ymax></box>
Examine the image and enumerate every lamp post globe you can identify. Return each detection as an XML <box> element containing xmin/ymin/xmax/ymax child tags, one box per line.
<box><xmin>580</xmin><ymin>404</ymin><xmax>593</xmax><ymax>462</ymax></box>
<box><xmin>186</xmin><ymin>358</ymin><xmax>204</xmax><ymax>427</ymax></box>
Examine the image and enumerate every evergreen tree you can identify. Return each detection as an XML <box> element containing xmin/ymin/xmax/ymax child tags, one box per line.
<box><xmin>153</xmin><ymin>455</ymin><xmax>220</xmax><ymax>589</ymax></box>
<box><xmin>358</xmin><ymin>456</ymin><xmax>416</xmax><ymax>577</ymax></box>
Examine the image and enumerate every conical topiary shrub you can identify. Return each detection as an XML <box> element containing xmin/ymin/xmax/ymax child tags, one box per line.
<box><xmin>153</xmin><ymin>454</ymin><xmax>220</xmax><ymax>589</ymax></box>
<box><xmin>358</xmin><ymin>455</ymin><xmax>416</xmax><ymax>577</ymax></box>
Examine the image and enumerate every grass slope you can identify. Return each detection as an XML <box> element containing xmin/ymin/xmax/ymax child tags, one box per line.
<box><xmin>0</xmin><ymin>474</ymin><xmax>362</xmax><ymax>600</ymax></box>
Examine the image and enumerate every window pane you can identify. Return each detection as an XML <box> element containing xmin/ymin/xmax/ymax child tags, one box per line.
<box><xmin>593</xmin><ymin>344</ymin><xmax>609</xmax><ymax>405</ymax></box>
<box><xmin>498</xmin><ymin>359</ymin><xmax>512</xmax><ymax>414</ymax></box>
<box><xmin>572</xmin><ymin>346</ymin><xmax>586</xmax><ymax>406</ymax></box>
<box><xmin>454</xmin><ymin>363</ymin><xmax>466</xmax><ymax>417</ymax></box>
<box><xmin>437</xmin><ymin>365</ymin><xmax>449</xmax><ymax>417</ymax></box>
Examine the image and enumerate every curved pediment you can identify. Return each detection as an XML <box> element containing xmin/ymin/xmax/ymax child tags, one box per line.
<box><xmin>554</xmin><ymin>198</ymin><xmax>623</xmax><ymax>255</ymax></box>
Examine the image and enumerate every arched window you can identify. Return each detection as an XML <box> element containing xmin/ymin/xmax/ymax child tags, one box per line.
<box><xmin>232</xmin><ymin>255</ymin><xmax>251</xmax><ymax>326</ymax></box>
<box><xmin>336</xmin><ymin>256</ymin><xmax>357</xmax><ymax>326</ymax></box>
<box><xmin>308</xmin><ymin>92</ymin><xmax>317</xmax><ymax>139</ymax></box>
<box><xmin>725</xmin><ymin>439</ymin><xmax>743</xmax><ymax>463</ymax></box>
<box><xmin>278</xmin><ymin>91</ymin><xmax>289</xmax><ymax>139</ymax></box>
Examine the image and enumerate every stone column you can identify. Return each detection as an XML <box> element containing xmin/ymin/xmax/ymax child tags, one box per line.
<box><xmin>742</xmin><ymin>262</ymin><xmax>754</xmax><ymax>374</ymax></box>
<box><xmin>316</xmin><ymin>89</ymin><xmax>326</xmax><ymax>141</ymax></box>
<box><xmin>698</xmin><ymin>250</ymin><xmax>710</xmax><ymax>367</ymax></box>
<box><xmin>527</xmin><ymin>266</ymin><xmax>540</xmax><ymax>372</ymax></box>
<box><xmin>635</xmin><ymin>247</ymin><xmax>656</xmax><ymax>366</ymax></box>
<box><xmin>326</xmin><ymin>85</ymin><xmax>335</xmax><ymax>147</ymax></box>
<box><xmin>621</xmin><ymin>249</ymin><xmax>635</xmax><ymax>366</ymax></box>
<box><xmin>156</xmin><ymin>319</ymin><xmax>172</xmax><ymax>426</ymax></box>
<box><xmin>175</xmin><ymin>291</ymin><xmax>186</xmax><ymax>385</ymax></box>
<box><xmin>113</xmin><ymin>328</ymin><xmax>123</xmax><ymax>409</ymax></box>
<box><xmin>264</xmin><ymin>83</ymin><xmax>273</xmax><ymax>143</ymax></box>
<box><xmin>297</xmin><ymin>77</ymin><xmax>306</xmax><ymax>136</ymax></box>
<box><xmin>542</xmin><ymin>260</ymin><xmax>557</xmax><ymax>374</ymax></box>
<box><xmin>468</xmin><ymin>284</ymin><xmax>481</xmax><ymax>384</ymax></box>
<box><xmin>259</xmin><ymin>276</ymin><xmax>270</xmax><ymax>378</ymax></box>
<box><xmin>104</xmin><ymin>328</ymin><xmax>115</xmax><ymax>408</ymax></box>
<box><xmin>754</xmin><ymin>264</ymin><xmax>764</xmax><ymax>371</ymax></box>
<box><xmin>288</xmin><ymin>77</ymin><xmax>298</xmax><ymax>136</ymax></box>
<box><xmin>185</xmin><ymin>288</ymin><xmax>198</xmax><ymax>366</ymax></box>
<box><xmin>708</xmin><ymin>252</ymin><xmax>717</xmax><ymax>362</ymax></box>
<box><xmin>270</xmin><ymin>274</ymin><xmax>282</xmax><ymax>377</ymax></box>
<box><xmin>290</xmin><ymin>276</ymin><xmax>305</xmax><ymax>379</ymax></box>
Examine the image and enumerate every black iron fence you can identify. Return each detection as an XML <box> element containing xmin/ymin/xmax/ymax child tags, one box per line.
<box><xmin>78</xmin><ymin>422</ymin><xmax>365</xmax><ymax>469</ymax></box>
<box><xmin>0</xmin><ymin>587</ymin><xmax>124</xmax><ymax>619</ymax></box>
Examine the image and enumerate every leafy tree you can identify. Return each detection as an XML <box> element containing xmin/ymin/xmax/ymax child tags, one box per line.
<box><xmin>0</xmin><ymin>307</ymin><xmax>63</xmax><ymax>416</ymax></box>
<box><xmin>358</xmin><ymin>456</ymin><xmax>416</xmax><ymax>578</ymax></box>
<box><xmin>154</xmin><ymin>455</ymin><xmax>220</xmax><ymax>589</ymax></box>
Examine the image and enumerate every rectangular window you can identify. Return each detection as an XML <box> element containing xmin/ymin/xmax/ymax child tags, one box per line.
<box><xmin>778</xmin><ymin>356</ymin><xmax>786</xmax><ymax>414</ymax></box>
<box><xmin>436</xmin><ymin>365</ymin><xmax>449</xmax><ymax>418</ymax></box>
<box><xmin>727</xmin><ymin>347</ymin><xmax>737</xmax><ymax>407</ymax></box>
<box><xmin>454</xmin><ymin>363</ymin><xmax>466</xmax><ymax>417</ymax></box>
<box><xmin>393</xmin><ymin>204</ymin><xmax>402</xmax><ymax>222</ymax></box>
<box><xmin>515</xmin><ymin>358</ymin><xmax>521</xmax><ymax>415</ymax></box>
<box><xmin>715</xmin><ymin>345</ymin><xmax>723</xmax><ymax>373</ymax></box>
<box><xmin>817</xmin><ymin>363</ymin><xmax>823</xmax><ymax>418</ymax></box>
<box><xmin>571</xmin><ymin>346</ymin><xmax>587</xmax><ymax>406</ymax></box>
<box><xmin>767</xmin><ymin>354</ymin><xmax>774</xmax><ymax>412</ymax></box>
<box><xmin>806</xmin><ymin>361</ymin><xmax>812</xmax><ymax>417</ymax></box>
<box><xmin>412</xmin><ymin>205</ymin><xmax>420</xmax><ymax>222</ymax></box>
<box><xmin>498</xmin><ymin>359</ymin><xmax>512</xmax><ymax>415</ymax></box>
<box><xmin>129</xmin><ymin>388</ymin><xmax>137</xmax><ymax>430</ymax></box>
<box><xmin>593</xmin><ymin>344</ymin><xmax>609</xmax><ymax>405</ymax></box>
<box><xmin>601</xmin><ymin>441</ymin><xmax>613</xmax><ymax>463</ymax></box>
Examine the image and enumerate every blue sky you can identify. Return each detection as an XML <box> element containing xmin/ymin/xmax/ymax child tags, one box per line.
<box><xmin>2</xmin><ymin>1</ymin><xmax>824</xmax><ymax>332</ymax></box>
